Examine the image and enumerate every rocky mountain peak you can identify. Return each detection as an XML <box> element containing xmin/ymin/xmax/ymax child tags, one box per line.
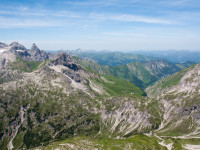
<box><xmin>9</xmin><ymin>42</ymin><xmax>27</xmax><ymax>52</ymax></box>
<box><xmin>56</xmin><ymin>52</ymin><xmax>70</xmax><ymax>61</ymax></box>
<box><xmin>28</xmin><ymin>43</ymin><xmax>49</xmax><ymax>61</ymax></box>
<box><xmin>51</xmin><ymin>52</ymin><xmax>80</xmax><ymax>71</ymax></box>
<box><xmin>48</xmin><ymin>52</ymin><xmax>83</xmax><ymax>82</ymax></box>
<box><xmin>9</xmin><ymin>42</ymin><xmax>19</xmax><ymax>46</ymax></box>
<box><xmin>31</xmin><ymin>43</ymin><xmax>40</xmax><ymax>52</ymax></box>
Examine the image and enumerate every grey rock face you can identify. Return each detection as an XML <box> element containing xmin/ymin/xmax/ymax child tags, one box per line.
<box><xmin>31</xmin><ymin>43</ymin><xmax>39</xmax><ymax>51</ymax></box>
<box><xmin>29</xmin><ymin>43</ymin><xmax>49</xmax><ymax>61</ymax></box>
<box><xmin>8</xmin><ymin>42</ymin><xmax>31</xmax><ymax>60</ymax></box>
<box><xmin>9</xmin><ymin>42</ymin><xmax>27</xmax><ymax>52</ymax></box>
<box><xmin>51</xmin><ymin>53</ymin><xmax>81</xmax><ymax>71</ymax></box>
<box><xmin>0</xmin><ymin>42</ymin><xmax>8</xmax><ymax>48</ymax></box>
<box><xmin>179</xmin><ymin>105</ymin><xmax>199</xmax><ymax>117</ymax></box>
<box><xmin>51</xmin><ymin>52</ymin><xmax>83</xmax><ymax>82</ymax></box>
<box><xmin>63</xmin><ymin>70</ymin><xmax>82</xmax><ymax>82</ymax></box>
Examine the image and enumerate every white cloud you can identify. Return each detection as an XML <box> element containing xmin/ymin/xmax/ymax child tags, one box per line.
<box><xmin>160</xmin><ymin>0</ymin><xmax>200</xmax><ymax>8</ymax></box>
<box><xmin>109</xmin><ymin>14</ymin><xmax>173</xmax><ymax>24</ymax></box>
<box><xmin>0</xmin><ymin>8</ymin><xmax>175</xmax><ymax>28</ymax></box>
<box><xmin>0</xmin><ymin>17</ymin><xmax>62</xmax><ymax>28</ymax></box>
<box><xmin>87</xmin><ymin>13</ymin><xmax>174</xmax><ymax>24</ymax></box>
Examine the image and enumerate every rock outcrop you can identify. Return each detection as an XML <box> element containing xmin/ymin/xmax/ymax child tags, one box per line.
<box><xmin>8</xmin><ymin>42</ymin><xmax>31</xmax><ymax>60</ymax></box>
<box><xmin>51</xmin><ymin>53</ymin><xmax>80</xmax><ymax>71</ymax></box>
<box><xmin>29</xmin><ymin>43</ymin><xmax>49</xmax><ymax>61</ymax></box>
<box><xmin>50</xmin><ymin>53</ymin><xmax>82</xmax><ymax>82</ymax></box>
<box><xmin>0</xmin><ymin>42</ymin><xmax>8</xmax><ymax>48</ymax></box>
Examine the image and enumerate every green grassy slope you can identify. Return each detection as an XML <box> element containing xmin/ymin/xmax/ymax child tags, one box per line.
<box><xmin>91</xmin><ymin>75</ymin><xmax>146</xmax><ymax>96</ymax></box>
<box><xmin>109</xmin><ymin>62</ymin><xmax>158</xmax><ymax>89</ymax></box>
<box><xmin>7</xmin><ymin>57</ymin><xmax>44</xmax><ymax>72</ymax></box>
<box><xmin>73</xmin><ymin>56</ymin><xmax>110</xmax><ymax>75</ymax></box>
<box><xmin>0</xmin><ymin>83</ymin><xmax>100</xmax><ymax>149</ymax></box>
<box><xmin>37</xmin><ymin>135</ymin><xmax>166</xmax><ymax>150</ymax></box>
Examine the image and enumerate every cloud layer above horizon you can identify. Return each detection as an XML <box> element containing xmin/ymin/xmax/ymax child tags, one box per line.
<box><xmin>1</xmin><ymin>0</ymin><xmax>200</xmax><ymax>50</ymax></box>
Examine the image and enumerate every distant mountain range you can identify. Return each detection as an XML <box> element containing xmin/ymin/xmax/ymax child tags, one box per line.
<box><xmin>129</xmin><ymin>50</ymin><xmax>200</xmax><ymax>63</ymax></box>
<box><xmin>67</xmin><ymin>50</ymin><xmax>158</xmax><ymax>66</ymax></box>
<box><xmin>65</xmin><ymin>49</ymin><xmax>200</xmax><ymax>64</ymax></box>
<box><xmin>75</xmin><ymin>56</ymin><xmax>195</xmax><ymax>89</ymax></box>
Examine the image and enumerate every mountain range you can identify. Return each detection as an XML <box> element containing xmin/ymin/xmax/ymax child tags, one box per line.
<box><xmin>75</xmin><ymin>56</ymin><xmax>195</xmax><ymax>89</ymax></box>
<box><xmin>0</xmin><ymin>42</ymin><xmax>200</xmax><ymax>150</ymax></box>
<box><xmin>66</xmin><ymin>49</ymin><xmax>200</xmax><ymax>64</ymax></box>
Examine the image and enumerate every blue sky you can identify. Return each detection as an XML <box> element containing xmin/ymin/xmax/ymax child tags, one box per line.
<box><xmin>0</xmin><ymin>0</ymin><xmax>200</xmax><ymax>50</ymax></box>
